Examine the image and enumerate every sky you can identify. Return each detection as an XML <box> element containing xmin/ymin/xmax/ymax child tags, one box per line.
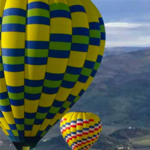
<box><xmin>92</xmin><ymin>0</ymin><xmax>150</xmax><ymax>47</ymax></box>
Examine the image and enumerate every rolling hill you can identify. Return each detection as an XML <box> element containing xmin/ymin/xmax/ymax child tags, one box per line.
<box><xmin>72</xmin><ymin>49</ymin><xmax>150</xmax><ymax>127</ymax></box>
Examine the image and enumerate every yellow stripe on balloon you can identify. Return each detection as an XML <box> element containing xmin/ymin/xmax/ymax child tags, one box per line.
<box><xmin>2</xmin><ymin>112</ymin><xmax>15</xmax><ymax>124</ymax></box>
<box><xmin>11</xmin><ymin>105</ymin><xmax>24</xmax><ymax>119</ymax></box>
<box><xmin>4</xmin><ymin>71</ymin><xmax>24</xmax><ymax>86</ymax></box>
<box><xmin>0</xmin><ymin>78</ymin><xmax>7</xmax><ymax>92</ymax></box>
<box><xmin>0</xmin><ymin>117</ymin><xmax>10</xmax><ymax>130</ymax></box>
<box><xmin>4</xmin><ymin>0</ymin><xmax>27</xmax><ymax>10</ymax></box>
<box><xmin>25</xmin><ymin>99</ymin><xmax>39</xmax><ymax>113</ymax></box>
<box><xmin>25</xmin><ymin>65</ymin><xmax>46</xmax><ymax>80</ymax></box>
<box><xmin>26</xmin><ymin>25</ymin><xmax>50</xmax><ymax>41</ymax></box>
<box><xmin>2</xmin><ymin>32</ymin><xmax>25</xmax><ymax>49</ymax></box>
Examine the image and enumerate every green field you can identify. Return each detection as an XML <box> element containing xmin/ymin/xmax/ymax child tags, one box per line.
<box><xmin>130</xmin><ymin>135</ymin><xmax>150</xmax><ymax>150</ymax></box>
<box><xmin>131</xmin><ymin>135</ymin><xmax>150</xmax><ymax>146</ymax></box>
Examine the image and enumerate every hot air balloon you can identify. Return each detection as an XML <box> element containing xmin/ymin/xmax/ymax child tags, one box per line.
<box><xmin>60</xmin><ymin>112</ymin><xmax>102</xmax><ymax>150</ymax></box>
<box><xmin>0</xmin><ymin>0</ymin><xmax>105</xmax><ymax>149</ymax></box>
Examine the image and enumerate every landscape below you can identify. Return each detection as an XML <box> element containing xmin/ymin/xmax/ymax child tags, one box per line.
<box><xmin>0</xmin><ymin>47</ymin><xmax>150</xmax><ymax>150</ymax></box>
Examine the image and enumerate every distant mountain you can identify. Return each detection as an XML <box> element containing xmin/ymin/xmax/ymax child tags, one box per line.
<box><xmin>72</xmin><ymin>49</ymin><xmax>150</xmax><ymax>127</ymax></box>
<box><xmin>110</xmin><ymin>128</ymin><xmax>150</xmax><ymax>141</ymax></box>
<box><xmin>92</xmin><ymin>134</ymin><xmax>129</xmax><ymax>150</ymax></box>
<box><xmin>104</xmin><ymin>47</ymin><xmax>150</xmax><ymax>56</ymax></box>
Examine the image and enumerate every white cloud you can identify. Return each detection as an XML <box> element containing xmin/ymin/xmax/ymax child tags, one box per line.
<box><xmin>105</xmin><ymin>22</ymin><xmax>150</xmax><ymax>47</ymax></box>
<box><xmin>137</xmin><ymin>36</ymin><xmax>150</xmax><ymax>45</ymax></box>
<box><xmin>106</xmin><ymin>37</ymin><xmax>150</xmax><ymax>47</ymax></box>
<box><xmin>105</xmin><ymin>22</ymin><xmax>149</xmax><ymax>28</ymax></box>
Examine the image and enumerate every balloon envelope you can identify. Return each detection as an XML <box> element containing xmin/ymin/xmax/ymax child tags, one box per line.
<box><xmin>0</xmin><ymin>0</ymin><xmax>105</xmax><ymax>149</ymax></box>
<box><xmin>60</xmin><ymin>112</ymin><xmax>102</xmax><ymax>150</ymax></box>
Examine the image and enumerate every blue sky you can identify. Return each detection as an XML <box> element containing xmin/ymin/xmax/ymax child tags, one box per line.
<box><xmin>92</xmin><ymin>0</ymin><xmax>150</xmax><ymax>47</ymax></box>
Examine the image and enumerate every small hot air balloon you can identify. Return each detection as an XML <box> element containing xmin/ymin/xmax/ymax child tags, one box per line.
<box><xmin>60</xmin><ymin>112</ymin><xmax>102</xmax><ymax>150</ymax></box>
<box><xmin>0</xmin><ymin>0</ymin><xmax>105</xmax><ymax>149</ymax></box>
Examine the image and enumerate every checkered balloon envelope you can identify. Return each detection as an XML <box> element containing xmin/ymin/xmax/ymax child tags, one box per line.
<box><xmin>0</xmin><ymin>0</ymin><xmax>105</xmax><ymax>149</ymax></box>
<box><xmin>60</xmin><ymin>112</ymin><xmax>102</xmax><ymax>150</ymax></box>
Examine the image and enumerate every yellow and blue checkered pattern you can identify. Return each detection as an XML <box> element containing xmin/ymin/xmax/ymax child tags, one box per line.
<box><xmin>0</xmin><ymin>0</ymin><xmax>105</xmax><ymax>148</ymax></box>
<box><xmin>60</xmin><ymin>112</ymin><xmax>102</xmax><ymax>150</ymax></box>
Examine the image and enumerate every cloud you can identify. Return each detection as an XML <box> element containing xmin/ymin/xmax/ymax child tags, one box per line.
<box><xmin>105</xmin><ymin>22</ymin><xmax>149</xmax><ymax>28</ymax></box>
<box><xmin>91</xmin><ymin>0</ymin><xmax>150</xmax><ymax>47</ymax></box>
<box><xmin>105</xmin><ymin>22</ymin><xmax>150</xmax><ymax>47</ymax></box>
<box><xmin>106</xmin><ymin>36</ymin><xmax>150</xmax><ymax>47</ymax></box>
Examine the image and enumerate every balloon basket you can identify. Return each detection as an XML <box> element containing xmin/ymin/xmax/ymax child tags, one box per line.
<box><xmin>13</xmin><ymin>142</ymin><xmax>36</xmax><ymax>150</ymax></box>
<box><xmin>22</xmin><ymin>147</ymin><xmax>31</xmax><ymax>150</ymax></box>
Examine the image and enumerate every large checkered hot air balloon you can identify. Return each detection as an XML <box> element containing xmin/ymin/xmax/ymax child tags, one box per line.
<box><xmin>60</xmin><ymin>112</ymin><xmax>102</xmax><ymax>150</ymax></box>
<box><xmin>0</xmin><ymin>0</ymin><xmax>105</xmax><ymax>149</ymax></box>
